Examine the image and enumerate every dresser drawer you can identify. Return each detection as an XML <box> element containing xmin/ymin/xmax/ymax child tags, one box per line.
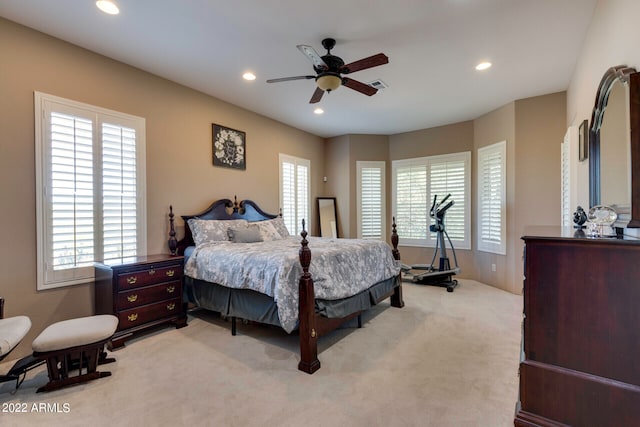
<box><xmin>116</xmin><ymin>281</ymin><xmax>182</xmax><ymax>309</ymax></box>
<box><xmin>117</xmin><ymin>297</ymin><xmax>182</xmax><ymax>330</ymax></box>
<box><xmin>117</xmin><ymin>265</ymin><xmax>183</xmax><ymax>290</ymax></box>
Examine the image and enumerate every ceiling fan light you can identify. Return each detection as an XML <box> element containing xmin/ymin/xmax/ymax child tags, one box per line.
<box><xmin>316</xmin><ymin>74</ymin><xmax>342</xmax><ymax>92</ymax></box>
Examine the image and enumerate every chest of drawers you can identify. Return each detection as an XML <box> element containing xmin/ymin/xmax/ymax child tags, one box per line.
<box><xmin>94</xmin><ymin>254</ymin><xmax>187</xmax><ymax>348</ymax></box>
<box><xmin>515</xmin><ymin>228</ymin><xmax>640</xmax><ymax>426</ymax></box>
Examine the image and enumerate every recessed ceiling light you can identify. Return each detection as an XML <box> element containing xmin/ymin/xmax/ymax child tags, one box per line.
<box><xmin>476</xmin><ymin>61</ymin><xmax>492</xmax><ymax>71</ymax></box>
<box><xmin>314</xmin><ymin>108</ymin><xmax>324</xmax><ymax>115</ymax></box>
<box><xmin>96</xmin><ymin>1</ymin><xmax>119</xmax><ymax>15</ymax></box>
<box><xmin>242</xmin><ymin>72</ymin><xmax>256</xmax><ymax>81</ymax></box>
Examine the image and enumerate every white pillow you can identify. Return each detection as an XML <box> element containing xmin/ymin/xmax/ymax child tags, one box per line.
<box><xmin>252</xmin><ymin>220</ymin><xmax>283</xmax><ymax>241</ymax></box>
<box><xmin>266</xmin><ymin>217</ymin><xmax>291</xmax><ymax>238</ymax></box>
<box><xmin>188</xmin><ymin>219</ymin><xmax>248</xmax><ymax>246</ymax></box>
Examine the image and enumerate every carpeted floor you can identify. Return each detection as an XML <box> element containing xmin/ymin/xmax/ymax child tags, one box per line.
<box><xmin>0</xmin><ymin>279</ymin><xmax>522</xmax><ymax>426</ymax></box>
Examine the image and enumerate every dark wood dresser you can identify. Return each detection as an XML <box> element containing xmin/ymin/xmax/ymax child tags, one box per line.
<box><xmin>94</xmin><ymin>254</ymin><xmax>187</xmax><ymax>348</ymax></box>
<box><xmin>515</xmin><ymin>227</ymin><xmax>640</xmax><ymax>426</ymax></box>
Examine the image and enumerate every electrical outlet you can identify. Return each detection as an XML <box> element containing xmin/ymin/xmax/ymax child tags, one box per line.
<box><xmin>491</xmin><ymin>263</ymin><xmax>497</xmax><ymax>272</ymax></box>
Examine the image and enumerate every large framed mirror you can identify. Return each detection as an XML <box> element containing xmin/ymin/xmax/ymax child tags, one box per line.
<box><xmin>589</xmin><ymin>65</ymin><xmax>640</xmax><ymax>228</ymax></box>
<box><xmin>317</xmin><ymin>197</ymin><xmax>338</xmax><ymax>238</ymax></box>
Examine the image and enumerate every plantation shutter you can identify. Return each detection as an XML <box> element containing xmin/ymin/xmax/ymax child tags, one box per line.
<box><xmin>101</xmin><ymin>122</ymin><xmax>138</xmax><ymax>260</ymax></box>
<box><xmin>279</xmin><ymin>154</ymin><xmax>310</xmax><ymax>235</ymax></box>
<box><xmin>48</xmin><ymin>112</ymin><xmax>95</xmax><ymax>283</ymax></box>
<box><xmin>393</xmin><ymin>153</ymin><xmax>470</xmax><ymax>249</ymax></box>
<box><xmin>357</xmin><ymin>161</ymin><xmax>385</xmax><ymax>240</ymax></box>
<box><xmin>561</xmin><ymin>130</ymin><xmax>571</xmax><ymax>226</ymax></box>
<box><xmin>36</xmin><ymin>92</ymin><xmax>147</xmax><ymax>290</ymax></box>
<box><xmin>477</xmin><ymin>141</ymin><xmax>506</xmax><ymax>254</ymax></box>
<box><xmin>429</xmin><ymin>158</ymin><xmax>466</xmax><ymax>244</ymax></box>
<box><xmin>394</xmin><ymin>163</ymin><xmax>428</xmax><ymax>242</ymax></box>
<box><xmin>296</xmin><ymin>162</ymin><xmax>309</xmax><ymax>234</ymax></box>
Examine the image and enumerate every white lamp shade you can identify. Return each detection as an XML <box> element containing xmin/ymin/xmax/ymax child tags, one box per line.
<box><xmin>316</xmin><ymin>74</ymin><xmax>342</xmax><ymax>91</ymax></box>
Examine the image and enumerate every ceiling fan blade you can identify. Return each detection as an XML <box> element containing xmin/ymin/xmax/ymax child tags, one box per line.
<box><xmin>266</xmin><ymin>75</ymin><xmax>315</xmax><ymax>83</ymax></box>
<box><xmin>309</xmin><ymin>87</ymin><xmax>324</xmax><ymax>104</ymax></box>
<box><xmin>297</xmin><ymin>44</ymin><xmax>328</xmax><ymax>71</ymax></box>
<box><xmin>340</xmin><ymin>53</ymin><xmax>389</xmax><ymax>74</ymax></box>
<box><xmin>342</xmin><ymin>78</ymin><xmax>378</xmax><ymax>96</ymax></box>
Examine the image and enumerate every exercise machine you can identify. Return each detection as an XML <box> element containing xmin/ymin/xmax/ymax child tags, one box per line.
<box><xmin>403</xmin><ymin>194</ymin><xmax>460</xmax><ymax>292</ymax></box>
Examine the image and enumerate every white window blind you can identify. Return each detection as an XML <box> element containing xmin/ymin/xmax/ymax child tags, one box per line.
<box><xmin>429</xmin><ymin>157</ymin><xmax>467</xmax><ymax>246</ymax></box>
<box><xmin>35</xmin><ymin>92</ymin><xmax>147</xmax><ymax>290</ymax></box>
<box><xmin>477</xmin><ymin>141</ymin><xmax>506</xmax><ymax>254</ymax></box>
<box><xmin>357</xmin><ymin>161</ymin><xmax>386</xmax><ymax>240</ymax></box>
<box><xmin>394</xmin><ymin>162</ymin><xmax>428</xmax><ymax>243</ymax></box>
<box><xmin>102</xmin><ymin>122</ymin><xmax>139</xmax><ymax>260</ymax></box>
<box><xmin>561</xmin><ymin>131</ymin><xmax>571</xmax><ymax>226</ymax></box>
<box><xmin>279</xmin><ymin>154</ymin><xmax>310</xmax><ymax>235</ymax></box>
<box><xmin>392</xmin><ymin>152</ymin><xmax>470</xmax><ymax>249</ymax></box>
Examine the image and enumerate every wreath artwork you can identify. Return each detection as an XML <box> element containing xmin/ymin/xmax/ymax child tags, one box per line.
<box><xmin>212</xmin><ymin>124</ymin><xmax>246</xmax><ymax>170</ymax></box>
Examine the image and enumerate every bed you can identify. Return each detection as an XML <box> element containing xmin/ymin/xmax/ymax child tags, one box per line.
<box><xmin>175</xmin><ymin>197</ymin><xmax>404</xmax><ymax>374</ymax></box>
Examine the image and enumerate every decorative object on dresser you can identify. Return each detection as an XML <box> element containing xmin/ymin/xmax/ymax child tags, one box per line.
<box><xmin>515</xmin><ymin>227</ymin><xmax>640</xmax><ymax>426</ymax></box>
<box><xmin>572</xmin><ymin>205</ymin><xmax>587</xmax><ymax>228</ymax></box>
<box><xmin>212</xmin><ymin>124</ymin><xmax>246</xmax><ymax>170</ymax></box>
<box><xmin>94</xmin><ymin>254</ymin><xmax>187</xmax><ymax>348</ymax></box>
<box><xmin>176</xmin><ymin>197</ymin><xmax>404</xmax><ymax>374</ymax></box>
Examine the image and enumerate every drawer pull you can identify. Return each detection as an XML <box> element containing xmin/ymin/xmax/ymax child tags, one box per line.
<box><xmin>166</xmin><ymin>270</ymin><xmax>175</xmax><ymax>277</ymax></box>
<box><xmin>166</xmin><ymin>285</ymin><xmax>175</xmax><ymax>293</ymax></box>
<box><xmin>126</xmin><ymin>276</ymin><xmax>137</xmax><ymax>285</ymax></box>
<box><xmin>166</xmin><ymin>303</ymin><xmax>176</xmax><ymax>311</ymax></box>
<box><xmin>149</xmin><ymin>268</ymin><xmax>156</xmax><ymax>275</ymax></box>
<box><xmin>127</xmin><ymin>313</ymin><xmax>138</xmax><ymax>322</ymax></box>
<box><xmin>127</xmin><ymin>294</ymin><xmax>138</xmax><ymax>303</ymax></box>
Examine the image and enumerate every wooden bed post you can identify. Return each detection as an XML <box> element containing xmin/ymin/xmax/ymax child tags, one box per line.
<box><xmin>298</xmin><ymin>220</ymin><xmax>320</xmax><ymax>374</ymax></box>
<box><xmin>390</xmin><ymin>217</ymin><xmax>405</xmax><ymax>308</ymax></box>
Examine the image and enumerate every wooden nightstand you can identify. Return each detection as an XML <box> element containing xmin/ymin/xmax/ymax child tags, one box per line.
<box><xmin>94</xmin><ymin>254</ymin><xmax>187</xmax><ymax>348</ymax></box>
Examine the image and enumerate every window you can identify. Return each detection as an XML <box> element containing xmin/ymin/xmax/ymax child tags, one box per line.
<box><xmin>477</xmin><ymin>141</ymin><xmax>506</xmax><ymax>254</ymax></box>
<box><xmin>357</xmin><ymin>161</ymin><xmax>386</xmax><ymax>239</ymax></box>
<box><xmin>35</xmin><ymin>92</ymin><xmax>146</xmax><ymax>290</ymax></box>
<box><xmin>392</xmin><ymin>152</ymin><xmax>470</xmax><ymax>249</ymax></box>
<box><xmin>561</xmin><ymin>130</ymin><xmax>571</xmax><ymax>226</ymax></box>
<box><xmin>279</xmin><ymin>154</ymin><xmax>310</xmax><ymax>235</ymax></box>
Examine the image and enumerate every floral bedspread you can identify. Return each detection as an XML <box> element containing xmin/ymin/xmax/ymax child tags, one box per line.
<box><xmin>184</xmin><ymin>236</ymin><xmax>400</xmax><ymax>333</ymax></box>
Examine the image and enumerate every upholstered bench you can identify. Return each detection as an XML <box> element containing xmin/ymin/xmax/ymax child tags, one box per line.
<box><xmin>31</xmin><ymin>315</ymin><xmax>118</xmax><ymax>393</ymax></box>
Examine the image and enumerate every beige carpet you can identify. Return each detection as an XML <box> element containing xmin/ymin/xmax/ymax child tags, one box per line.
<box><xmin>0</xmin><ymin>279</ymin><xmax>522</xmax><ymax>427</ymax></box>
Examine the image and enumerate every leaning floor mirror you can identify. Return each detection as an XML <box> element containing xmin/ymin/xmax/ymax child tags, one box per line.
<box><xmin>317</xmin><ymin>197</ymin><xmax>339</xmax><ymax>238</ymax></box>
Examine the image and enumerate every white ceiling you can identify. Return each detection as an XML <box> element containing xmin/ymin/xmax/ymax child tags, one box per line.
<box><xmin>0</xmin><ymin>0</ymin><xmax>597</xmax><ymax>138</ymax></box>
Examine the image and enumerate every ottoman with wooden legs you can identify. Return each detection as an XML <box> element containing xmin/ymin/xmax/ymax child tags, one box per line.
<box><xmin>31</xmin><ymin>315</ymin><xmax>118</xmax><ymax>392</ymax></box>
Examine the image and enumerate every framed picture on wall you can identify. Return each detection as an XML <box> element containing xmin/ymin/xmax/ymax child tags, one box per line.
<box><xmin>212</xmin><ymin>124</ymin><xmax>246</xmax><ymax>170</ymax></box>
<box><xmin>579</xmin><ymin>119</ymin><xmax>589</xmax><ymax>162</ymax></box>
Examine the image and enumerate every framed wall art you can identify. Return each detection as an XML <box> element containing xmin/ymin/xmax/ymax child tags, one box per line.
<box><xmin>212</xmin><ymin>124</ymin><xmax>246</xmax><ymax>170</ymax></box>
<box><xmin>579</xmin><ymin>119</ymin><xmax>589</xmax><ymax>162</ymax></box>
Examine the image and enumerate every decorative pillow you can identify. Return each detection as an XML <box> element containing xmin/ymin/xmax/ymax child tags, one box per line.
<box><xmin>252</xmin><ymin>220</ymin><xmax>283</xmax><ymax>241</ymax></box>
<box><xmin>228</xmin><ymin>225</ymin><xmax>263</xmax><ymax>243</ymax></box>
<box><xmin>267</xmin><ymin>217</ymin><xmax>291</xmax><ymax>238</ymax></box>
<box><xmin>188</xmin><ymin>219</ymin><xmax>248</xmax><ymax>246</ymax></box>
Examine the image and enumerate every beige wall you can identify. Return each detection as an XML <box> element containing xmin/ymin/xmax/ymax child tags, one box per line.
<box><xmin>473</xmin><ymin>103</ymin><xmax>516</xmax><ymax>291</ymax></box>
<box><xmin>0</xmin><ymin>18</ymin><xmax>324</xmax><ymax>358</ymax></box>
<box><xmin>324</xmin><ymin>135</ymin><xmax>350</xmax><ymax>237</ymax></box>
<box><xmin>324</xmin><ymin>134</ymin><xmax>390</xmax><ymax>239</ymax></box>
<box><xmin>567</xmin><ymin>0</ymin><xmax>640</xmax><ymax>210</ymax></box>
<box><xmin>389</xmin><ymin>121</ymin><xmax>476</xmax><ymax>277</ymax></box>
<box><xmin>513</xmin><ymin>93</ymin><xmax>566</xmax><ymax>290</ymax></box>
<box><xmin>349</xmin><ymin>135</ymin><xmax>390</xmax><ymax>238</ymax></box>
<box><xmin>3</xmin><ymin>0</ymin><xmax>599</xmax><ymax>358</ymax></box>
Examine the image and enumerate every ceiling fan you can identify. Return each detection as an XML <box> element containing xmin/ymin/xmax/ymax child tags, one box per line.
<box><xmin>266</xmin><ymin>38</ymin><xmax>389</xmax><ymax>104</ymax></box>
